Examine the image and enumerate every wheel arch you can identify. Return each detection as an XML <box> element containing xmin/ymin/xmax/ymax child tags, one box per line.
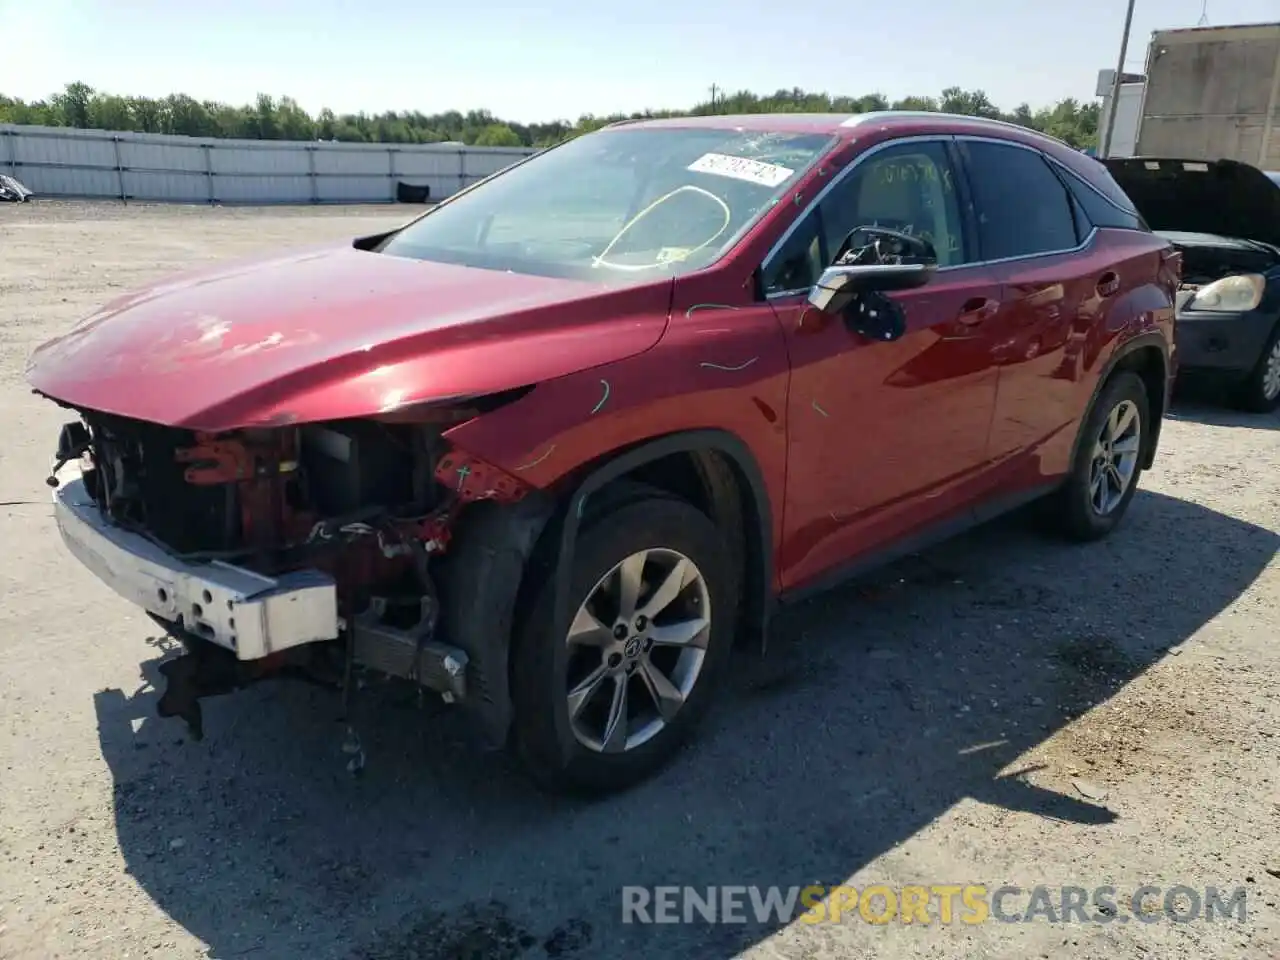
<box><xmin>436</xmin><ymin>428</ymin><xmax>776</xmax><ymax>755</ymax></box>
<box><xmin>494</xmin><ymin>428</ymin><xmax>772</xmax><ymax>769</ymax></box>
<box><xmin>548</xmin><ymin>428</ymin><xmax>776</xmax><ymax>653</ymax></box>
<box><xmin>1073</xmin><ymin>332</ymin><xmax>1170</xmax><ymax>471</ymax></box>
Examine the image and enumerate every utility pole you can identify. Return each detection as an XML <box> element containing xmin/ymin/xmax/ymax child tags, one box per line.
<box><xmin>709</xmin><ymin>84</ymin><xmax>719</xmax><ymax>113</ymax></box>
<box><xmin>1099</xmin><ymin>0</ymin><xmax>1138</xmax><ymax>158</ymax></box>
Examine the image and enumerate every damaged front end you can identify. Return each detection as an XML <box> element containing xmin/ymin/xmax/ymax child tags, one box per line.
<box><xmin>45</xmin><ymin>397</ymin><xmax>552</xmax><ymax>746</ymax></box>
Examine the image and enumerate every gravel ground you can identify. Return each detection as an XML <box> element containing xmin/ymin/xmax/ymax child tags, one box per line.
<box><xmin>1</xmin><ymin>200</ymin><xmax>1278</xmax><ymax>960</ymax></box>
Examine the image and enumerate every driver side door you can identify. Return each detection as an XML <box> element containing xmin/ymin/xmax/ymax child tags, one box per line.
<box><xmin>765</xmin><ymin>137</ymin><xmax>1006</xmax><ymax>593</ymax></box>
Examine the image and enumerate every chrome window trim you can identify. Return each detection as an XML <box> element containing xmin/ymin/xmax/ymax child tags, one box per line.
<box><xmin>760</xmin><ymin>132</ymin><xmax>1101</xmax><ymax>300</ymax></box>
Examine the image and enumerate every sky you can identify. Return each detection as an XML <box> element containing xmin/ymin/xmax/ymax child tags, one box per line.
<box><xmin>1</xmin><ymin>0</ymin><xmax>1277</xmax><ymax>124</ymax></box>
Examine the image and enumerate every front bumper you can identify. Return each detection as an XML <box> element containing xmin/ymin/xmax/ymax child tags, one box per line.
<box><xmin>53</xmin><ymin>476</ymin><xmax>339</xmax><ymax>660</ymax></box>
<box><xmin>1173</xmin><ymin>301</ymin><xmax>1278</xmax><ymax>375</ymax></box>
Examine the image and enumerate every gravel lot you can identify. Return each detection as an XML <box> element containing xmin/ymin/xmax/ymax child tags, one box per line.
<box><xmin>1</xmin><ymin>200</ymin><xmax>1279</xmax><ymax>960</ymax></box>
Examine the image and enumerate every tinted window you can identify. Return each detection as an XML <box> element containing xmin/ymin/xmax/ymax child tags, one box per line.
<box><xmin>1057</xmin><ymin>165</ymin><xmax>1147</xmax><ymax>232</ymax></box>
<box><xmin>961</xmin><ymin>141</ymin><xmax>1079</xmax><ymax>260</ymax></box>
<box><xmin>380</xmin><ymin>127</ymin><xmax>834</xmax><ymax>284</ymax></box>
<box><xmin>761</xmin><ymin>140</ymin><xmax>969</xmax><ymax>294</ymax></box>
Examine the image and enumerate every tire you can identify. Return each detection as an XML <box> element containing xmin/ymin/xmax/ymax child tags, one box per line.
<box><xmin>1231</xmin><ymin>324</ymin><xmax>1280</xmax><ymax>414</ymax></box>
<box><xmin>1048</xmin><ymin>370</ymin><xmax>1150</xmax><ymax>542</ymax></box>
<box><xmin>509</xmin><ymin>493</ymin><xmax>736</xmax><ymax>795</ymax></box>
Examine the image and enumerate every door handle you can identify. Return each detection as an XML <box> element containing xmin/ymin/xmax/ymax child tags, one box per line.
<box><xmin>1097</xmin><ymin>271</ymin><xmax>1121</xmax><ymax>297</ymax></box>
<box><xmin>956</xmin><ymin>297</ymin><xmax>999</xmax><ymax>326</ymax></box>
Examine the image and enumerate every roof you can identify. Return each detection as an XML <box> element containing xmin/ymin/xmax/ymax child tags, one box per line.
<box><xmin>608</xmin><ymin>111</ymin><xmax>1071</xmax><ymax>149</ymax></box>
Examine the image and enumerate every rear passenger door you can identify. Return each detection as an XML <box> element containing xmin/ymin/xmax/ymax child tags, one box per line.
<box><xmin>954</xmin><ymin>138</ymin><xmax>1104</xmax><ymax>485</ymax></box>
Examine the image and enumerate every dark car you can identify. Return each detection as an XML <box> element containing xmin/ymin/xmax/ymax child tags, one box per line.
<box><xmin>1104</xmin><ymin>157</ymin><xmax>1280</xmax><ymax>412</ymax></box>
<box><xmin>28</xmin><ymin>112</ymin><xmax>1176</xmax><ymax>795</ymax></box>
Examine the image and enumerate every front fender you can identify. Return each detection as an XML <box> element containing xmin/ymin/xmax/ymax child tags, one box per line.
<box><xmin>442</xmin><ymin>302</ymin><xmax>789</xmax><ymax>514</ymax></box>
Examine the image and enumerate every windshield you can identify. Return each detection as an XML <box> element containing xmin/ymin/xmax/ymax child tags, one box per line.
<box><xmin>378</xmin><ymin>127</ymin><xmax>835</xmax><ymax>283</ymax></box>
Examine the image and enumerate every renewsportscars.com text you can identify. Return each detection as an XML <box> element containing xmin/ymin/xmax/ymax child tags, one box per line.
<box><xmin>621</xmin><ymin>884</ymin><xmax>1248</xmax><ymax>925</ymax></box>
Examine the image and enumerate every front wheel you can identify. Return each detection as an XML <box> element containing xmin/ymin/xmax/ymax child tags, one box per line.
<box><xmin>510</xmin><ymin>494</ymin><xmax>736</xmax><ymax>795</ymax></box>
<box><xmin>1232</xmin><ymin>325</ymin><xmax>1280</xmax><ymax>413</ymax></box>
<box><xmin>1048</xmin><ymin>370</ymin><xmax>1149</xmax><ymax>542</ymax></box>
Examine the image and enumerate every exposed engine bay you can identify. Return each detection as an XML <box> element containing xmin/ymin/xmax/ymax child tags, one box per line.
<box><xmin>47</xmin><ymin>401</ymin><xmax>538</xmax><ymax>746</ymax></box>
<box><xmin>1175</xmin><ymin>241</ymin><xmax>1279</xmax><ymax>290</ymax></box>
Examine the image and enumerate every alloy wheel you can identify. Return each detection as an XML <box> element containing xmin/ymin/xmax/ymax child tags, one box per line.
<box><xmin>564</xmin><ymin>548</ymin><xmax>711</xmax><ymax>753</ymax></box>
<box><xmin>1088</xmin><ymin>399</ymin><xmax>1142</xmax><ymax>515</ymax></box>
<box><xmin>1262</xmin><ymin>338</ymin><xmax>1280</xmax><ymax>402</ymax></box>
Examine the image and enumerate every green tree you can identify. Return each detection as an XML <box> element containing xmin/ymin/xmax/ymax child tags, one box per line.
<box><xmin>86</xmin><ymin>94</ymin><xmax>132</xmax><ymax>131</ymax></box>
<box><xmin>473</xmin><ymin>123</ymin><xmax>522</xmax><ymax>147</ymax></box>
<box><xmin>126</xmin><ymin>96</ymin><xmax>162</xmax><ymax>133</ymax></box>
<box><xmin>0</xmin><ymin>82</ymin><xmax>1103</xmax><ymax>150</ymax></box>
<box><xmin>163</xmin><ymin>94</ymin><xmax>211</xmax><ymax>137</ymax></box>
<box><xmin>50</xmin><ymin>81</ymin><xmax>94</xmax><ymax>128</ymax></box>
<box><xmin>1010</xmin><ymin>103</ymin><xmax>1036</xmax><ymax>128</ymax></box>
<box><xmin>938</xmin><ymin>86</ymin><xmax>1002</xmax><ymax>119</ymax></box>
<box><xmin>892</xmin><ymin>95</ymin><xmax>940</xmax><ymax>111</ymax></box>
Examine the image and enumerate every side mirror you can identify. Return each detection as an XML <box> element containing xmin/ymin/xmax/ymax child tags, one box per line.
<box><xmin>806</xmin><ymin>225</ymin><xmax>937</xmax><ymax>341</ymax></box>
<box><xmin>833</xmin><ymin>224</ymin><xmax>936</xmax><ymax>267</ymax></box>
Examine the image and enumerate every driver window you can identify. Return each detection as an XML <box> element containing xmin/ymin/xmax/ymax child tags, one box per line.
<box><xmin>820</xmin><ymin>141</ymin><xmax>968</xmax><ymax>268</ymax></box>
<box><xmin>760</xmin><ymin>140</ymin><xmax>969</xmax><ymax>296</ymax></box>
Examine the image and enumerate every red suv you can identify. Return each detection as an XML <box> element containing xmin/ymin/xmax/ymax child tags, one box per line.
<box><xmin>27</xmin><ymin>112</ymin><xmax>1177</xmax><ymax>795</ymax></box>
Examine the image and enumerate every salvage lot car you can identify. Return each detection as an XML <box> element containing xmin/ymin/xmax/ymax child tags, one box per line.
<box><xmin>0</xmin><ymin>173</ymin><xmax>34</xmax><ymax>202</ymax></box>
<box><xmin>1104</xmin><ymin>157</ymin><xmax>1280</xmax><ymax>412</ymax></box>
<box><xmin>26</xmin><ymin>112</ymin><xmax>1176</xmax><ymax>795</ymax></box>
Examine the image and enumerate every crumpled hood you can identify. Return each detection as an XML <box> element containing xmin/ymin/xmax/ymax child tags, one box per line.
<box><xmin>1102</xmin><ymin>156</ymin><xmax>1280</xmax><ymax>249</ymax></box>
<box><xmin>25</xmin><ymin>242</ymin><xmax>672</xmax><ymax>431</ymax></box>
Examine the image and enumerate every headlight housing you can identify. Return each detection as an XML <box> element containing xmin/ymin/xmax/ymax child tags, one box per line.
<box><xmin>1184</xmin><ymin>274</ymin><xmax>1265</xmax><ymax>313</ymax></box>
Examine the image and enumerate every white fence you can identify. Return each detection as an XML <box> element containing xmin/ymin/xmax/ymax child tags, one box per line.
<box><xmin>0</xmin><ymin>124</ymin><xmax>537</xmax><ymax>205</ymax></box>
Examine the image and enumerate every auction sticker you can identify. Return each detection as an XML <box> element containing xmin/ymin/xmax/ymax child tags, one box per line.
<box><xmin>687</xmin><ymin>152</ymin><xmax>794</xmax><ymax>187</ymax></box>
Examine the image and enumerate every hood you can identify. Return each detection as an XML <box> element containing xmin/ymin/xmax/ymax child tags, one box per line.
<box><xmin>25</xmin><ymin>243</ymin><xmax>672</xmax><ymax>432</ymax></box>
<box><xmin>1102</xmin><ymin>157</ymin><xmax>1280</xmax><ymax>249</ymax></box>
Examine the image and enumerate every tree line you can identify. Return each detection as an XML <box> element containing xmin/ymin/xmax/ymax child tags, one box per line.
<box><xmin>0</xmin><ymin>82</ymin><xmax>1101</xmax><ymax>150</ymax></box>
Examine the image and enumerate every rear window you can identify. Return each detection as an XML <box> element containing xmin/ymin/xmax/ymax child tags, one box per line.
<box><xmin>1056</xmin><ymin>164</ymin><xmax>1149</xmax><ymax>233</ymax></box>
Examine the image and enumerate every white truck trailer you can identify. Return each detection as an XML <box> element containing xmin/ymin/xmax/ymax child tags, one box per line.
<box><xmin>1099</xmin><ymin>21</ymin><xmax>1280</xmax><ymax>167</ymax></box>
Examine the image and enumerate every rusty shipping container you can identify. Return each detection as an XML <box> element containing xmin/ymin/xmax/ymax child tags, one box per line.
<box><xmin>1135</xmin><ymin>22</ymin><xmax>1280</xmax><ymax>168</ymax></box>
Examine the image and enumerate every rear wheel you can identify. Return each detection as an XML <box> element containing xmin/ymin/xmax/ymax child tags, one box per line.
<box><xmin>1049</xmin><ymin>371</ymin><xmax>1149</xmax><ymax>542</ymax></box>
<box><xmin>510</xmin><ymin>493</ymin><xmax>735</xmax><ymax>795</ymax></box>
<box><xmin>1231</xmin><ymin>325</ymin><xmax>1280</xmax><ymax>413</ymax></box>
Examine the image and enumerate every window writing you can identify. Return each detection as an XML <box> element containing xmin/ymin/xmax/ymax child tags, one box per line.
<box><xmin>821</xmin><ymin>143</ymin><xmax>967</xmax><ymax>267</ymax></box>
<box><xmin>760</xmin><ymin>141</ymin><xmax>968</xmax><ymax>295</ymax></box>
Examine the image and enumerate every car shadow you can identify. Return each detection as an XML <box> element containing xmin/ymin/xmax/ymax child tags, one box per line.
<box><xmin>93</xmin><ymin>488</ymin><xmax>1276</xmax><ymax>960</ymax></box>
<box><xmin>1167</xmin><ymin>383</ymin><xmax>1280</xmax><ymax>430</ymax></box>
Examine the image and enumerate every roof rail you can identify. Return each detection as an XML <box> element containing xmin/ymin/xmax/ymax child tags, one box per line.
<box><xmin>848</xmin><ymin>110</ymin><xmax>1074</xmax><ymax>149</ymax></box>
<box><xmin>601</xmin><ymin>117</ymin><xmax>657</xmax><ymax>129</ymax></box>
